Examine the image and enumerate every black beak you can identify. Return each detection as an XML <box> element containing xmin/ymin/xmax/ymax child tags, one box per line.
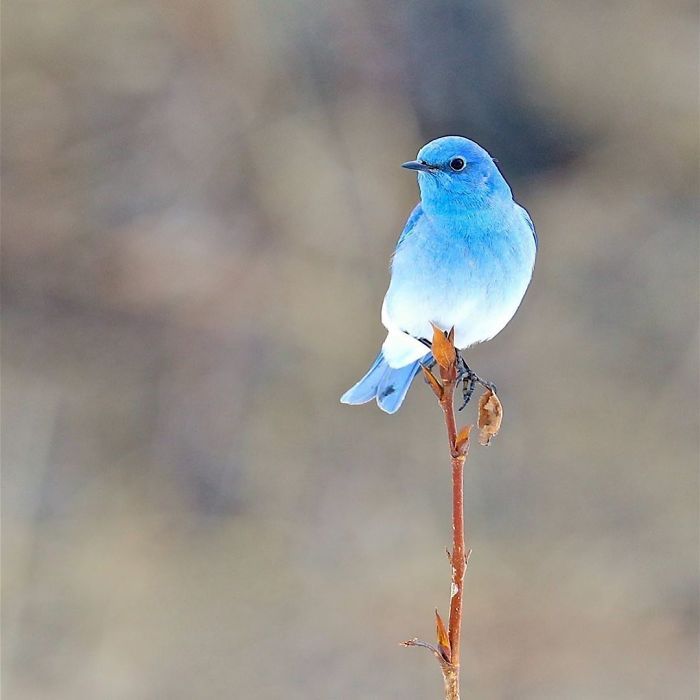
<box><xmin>401</xmin><ymin>160</ymin><xmax>434</xmax><ymax>172</ymax></box>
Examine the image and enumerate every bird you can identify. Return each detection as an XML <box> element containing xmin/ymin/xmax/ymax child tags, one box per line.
<box><xmin>340</xmin><ymin>136</ymin><xmax>537</xmax><ymax>414</ymax></box>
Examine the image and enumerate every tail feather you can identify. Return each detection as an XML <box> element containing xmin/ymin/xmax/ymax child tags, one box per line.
<box><xmin>339</xmin><ymin>353</ymin><xmax>387</xmax><ymax>405</ymax></box>
<box><xmin>340</xmin><ymin>351</ymin><xmax>428</xmax><ymax>414</ymax></box>
<box><xmin>376</xmin><ymin>360</ymin><xmax>423</xmax><ymax>413</ymax></box>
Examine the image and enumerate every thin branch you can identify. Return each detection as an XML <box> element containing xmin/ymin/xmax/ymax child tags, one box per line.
<box><xmin>408</xmin><ymin>326</ymin><xmax>471</xmax><ymax>700</ymax></box>
<box><xmin>440</xmin><ymin>379</ymin><xmax>468</xmax><ymax>669</ymax></box>
<box><xmin>404</xmin><ymin>327</ymin><xmax>503</xmax><ymax>699</ymax></box>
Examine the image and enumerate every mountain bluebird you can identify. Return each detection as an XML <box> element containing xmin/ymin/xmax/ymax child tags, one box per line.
<box><xmin>341</xmin><ymin>136</ymin><xmax>537</xmax><ymax>413</ymax></box>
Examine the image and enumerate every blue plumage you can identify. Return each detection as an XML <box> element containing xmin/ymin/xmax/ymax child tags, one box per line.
<box><xmin>341</xmin><ymin>136</ymin><xmax>536</xmax><ymax>413</ymax></box>
<box><xmin>340</xmin><ymin>351</ymin><xmax>428</xmax><ymax>414</ymax></box>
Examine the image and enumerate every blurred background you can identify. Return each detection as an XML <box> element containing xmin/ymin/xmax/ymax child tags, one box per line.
<box><xmin>3</xmin><ymin>1</ymin><xmax>699</xmax><ymax>698</ymax></box>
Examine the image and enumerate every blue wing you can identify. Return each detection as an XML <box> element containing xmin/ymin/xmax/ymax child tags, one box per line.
<box><xmin>517</xmin><ymin>204</ymin><xmax>538</xmax><ymax>251</ymax></box>
<box><xmin>394</xmin><ymin>203</ymin><xmax>424</xmax><ymax>254</ymax></box>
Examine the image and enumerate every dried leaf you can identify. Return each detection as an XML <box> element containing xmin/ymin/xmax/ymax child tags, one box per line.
<box><xmin>435</xmin><ymin>609</ymin><xmax>451</xmax><ymax>663</ymax></box>
<box><xmin>430</xmin><ymin>323</ymin><xmax>456</xmax><ymax>370</ymax></box>
<box><xmin>455</xmin><ymin>424</ymin><xmax>472</xmax><ymax>454</ymax></box>
<box><xmin>421</xmin><ymin>365</ymin><xmax>443</xmax><ymax>399</ymax></box>
<box><xmin>478</xmin><ymin>389</ymin><xmax>503</xmax><ymax>446</ymax></box>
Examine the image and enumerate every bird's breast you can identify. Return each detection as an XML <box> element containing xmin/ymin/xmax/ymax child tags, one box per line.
<box><xmin>383</xmin><ymin>207</ymin><xmax>535</xmax><ymax>346</ymax></box>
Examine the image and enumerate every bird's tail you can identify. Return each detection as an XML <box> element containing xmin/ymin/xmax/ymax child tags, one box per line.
<box><xmin>340</xmin><ymin>351</ymin><xmax>428</xmax><ymax>414</ymax></box>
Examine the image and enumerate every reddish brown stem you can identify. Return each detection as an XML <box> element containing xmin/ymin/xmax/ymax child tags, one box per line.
<box><xmin>448</xmin><ymin>452</ymin><xmax>466</xmax><ymax>662</ymax></box>
<box><xmin>405</xmin><ymin>327</ymin><xmax>473</xmax><ymax>700</ymax></box>
<box><xmin>439</xmin><ymin>369</ymin><xmax>469</xmax><ymax>697</ymax></box>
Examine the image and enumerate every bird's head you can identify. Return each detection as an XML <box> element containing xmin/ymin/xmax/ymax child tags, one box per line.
<box><xmin>402</xmin><ymin>136</ymin><xmax>511</xmax><ymax>213</ymax></box>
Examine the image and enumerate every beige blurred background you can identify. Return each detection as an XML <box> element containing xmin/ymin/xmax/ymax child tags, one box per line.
<box><xmin>3</xmin><ymin>1</ymin><xmax>699</xmax><ymax>698</ymax></box>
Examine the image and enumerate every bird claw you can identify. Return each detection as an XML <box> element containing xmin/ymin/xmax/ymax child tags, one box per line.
<box><xmin>456</xmin><ymin>353</ymin><xmax>496</xmax><ymax>411</ymax></box>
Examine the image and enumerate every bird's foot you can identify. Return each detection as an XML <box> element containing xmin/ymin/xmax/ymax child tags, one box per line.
<box><xmin>456</xmin><ymin>355</ymin><xmax>497</xmax><ymax>411</ymax></box>
<box><xmin>417</xmin><ymin>337</ymin><xmax>496</xmax><ymax>410</ymax></box>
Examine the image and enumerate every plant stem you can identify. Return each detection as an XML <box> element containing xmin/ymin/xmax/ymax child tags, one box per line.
<box><xmin>404</xmin><ymin>328</ymin><xmax>476</xmax><ymax>700</ymax></box>
<box><xmin>439</xmin><ymin>373</ymin><xmax>468</xmax><ymax>699</ymax></box>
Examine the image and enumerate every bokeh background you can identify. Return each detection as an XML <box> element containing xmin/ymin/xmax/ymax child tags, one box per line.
<box><xmin>3</xmin><ymin>1</ymin><xmax>699</xmax><ymax>698</ymax></box>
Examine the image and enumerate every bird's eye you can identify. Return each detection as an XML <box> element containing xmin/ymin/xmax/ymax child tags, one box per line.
<box><xmin>449</xmin><ymin>157</ymin><xmax>466</xmax><ymax>172</ymax></box>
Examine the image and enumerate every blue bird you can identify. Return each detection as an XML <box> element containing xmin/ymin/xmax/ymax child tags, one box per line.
<box><xmin>341</xmin><ymin>136</ymin><xmax>537</xmax><ymax>414</ymax></box>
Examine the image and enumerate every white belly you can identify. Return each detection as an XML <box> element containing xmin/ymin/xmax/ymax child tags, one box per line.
<box><xmin>380</xmin><ymin>213</ymin><xmax>535</xmax><ymax>368</ymax></box>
